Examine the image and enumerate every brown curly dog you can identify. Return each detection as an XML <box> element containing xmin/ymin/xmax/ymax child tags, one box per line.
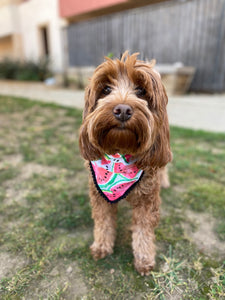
<box><xmin>79</xmin><ymin>51</ymin><xmax>172</xmax><ymax>275</ymax></box>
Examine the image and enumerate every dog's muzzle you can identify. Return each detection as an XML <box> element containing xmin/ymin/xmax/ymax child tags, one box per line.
<box><xmin>113</xmin><ymin>104</ymin><xmax>133</xmax><ymax>122</ymax></box>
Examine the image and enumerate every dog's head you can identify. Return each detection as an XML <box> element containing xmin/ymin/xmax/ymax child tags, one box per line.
<box><xmin>79</xmin><ymin>51</ymin><xmax>172</xmax><ymax>169</ymax></box>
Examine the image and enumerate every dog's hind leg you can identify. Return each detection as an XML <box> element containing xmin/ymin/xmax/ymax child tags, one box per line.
<box><xmin>89</xmin><ymin>187</ymin><xmax>118</xmax><ymax>260</ymax></box>
<box><xmin>159</xmin><ymin>166</ymin><xmax>170</xmax><ymax>188</ymax></box>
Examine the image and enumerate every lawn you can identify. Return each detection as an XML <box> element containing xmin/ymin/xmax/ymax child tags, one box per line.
<box><xmin>0</xmin><ymin>96</ymin><xmax>224</xmax><ymax>299</ymax></box>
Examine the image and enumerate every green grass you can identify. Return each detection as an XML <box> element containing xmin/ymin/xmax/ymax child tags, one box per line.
<box><xmin>0</xmin><ymin>166</ymin><xmax>19</xmax><ymax>185</ymax></box>
<box><xmin>0</xmin><ymin>96</ymin><xmax>224</xmax><ymax>299</ymax></box>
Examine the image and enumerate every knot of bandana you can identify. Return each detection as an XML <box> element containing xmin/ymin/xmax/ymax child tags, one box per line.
<box><xmin>90</xmin><ymin>154</ymin><xmax>144</xmax><ymax>203</ymax></box>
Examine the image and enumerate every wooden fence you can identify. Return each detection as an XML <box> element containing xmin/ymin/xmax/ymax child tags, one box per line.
<box><xmin>67</xmin><ymin>0</ymin><xmax>225</xmax><ymax>92</ymax></box>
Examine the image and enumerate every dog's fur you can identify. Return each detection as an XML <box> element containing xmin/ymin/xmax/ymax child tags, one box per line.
<box><xmin>79</xmin><ymin>52</ymin><xmax>172</xmax><ymax>275</ymax></box>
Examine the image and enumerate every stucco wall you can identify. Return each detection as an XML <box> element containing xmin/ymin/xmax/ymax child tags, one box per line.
<box><xmin>19</xmin><ymin>0</ymin><xmax>66</xmax><ymax>72</ymax></box>
<box><xmin>0</xmin><ymin>35</ymin><xmax>13</xmax><ymax>59</ymax></box>
<box><xmin>0</xmin><ymin>4</ymin><xmax>19</xmax><ymax>37</ymax></box>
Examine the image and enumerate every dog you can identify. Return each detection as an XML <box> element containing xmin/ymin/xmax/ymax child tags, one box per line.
<box><xmin>79</xmin><ymin>51</ymin><xmax>172</xmax><ymax>275</ymax></box>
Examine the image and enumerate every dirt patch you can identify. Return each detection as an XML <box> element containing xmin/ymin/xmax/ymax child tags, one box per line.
<box><xmin>20</xmin><ymin>163</ymin><xmax>59</xmax><ymax>180</ymax></box>
<box><xmin>3</xmin><ymin>163</ymin><xmax>60</xmax><ymax>205</ymax></box>
<box><xmin>50</xmin><ymin>228</ymin><xmax>92</xmax><ymax>252</ymax></box>
<box><xmin>71</xmin><ymin>170</ymin><xmax>89</xmax><ymax>194</ymax></box>
<box><xmin>195</xmin><ymin>142</ymin><xmax>225</xmax><ymax>155</ymax></box>
<box><xmin>173</xmin><ymin>185</ymin><xmax>187</xmax><ymax>194</ymax></box>
<box><xmin>0</xmin><ymin>252</ymin><xmax>27</xmax><ymax>280</ymax></box>
<box><xmin>182</xmin><ymin>210</ymin><xmax>225</xmax><ymax>257</ymax></box>
<box><xmin>23</xmin><ymin>106</ymin><xmax>54</xmax><ymax>119</ymax></box>
<box><xmin>0</xmin><ymin>154</ymin><xmax>23</xmax><ymax>168</ymax></box>
<box><xmin>4</xmin><ymin>187</ymin><xmax>29</xmax><ymax>206</ymax></box>
<box><xmin>211</xmin><ymin>148</ymin><xmax>225</xmax><ymax>154</ymax></box>
<box><xmin>24</xmin><ymin>260</ymin><xmax>87</xmax><ymax>299</ymax></box>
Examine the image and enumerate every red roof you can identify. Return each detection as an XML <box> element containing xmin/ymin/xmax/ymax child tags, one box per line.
<box><xmin>59</xmin><ymin>0</ymin><xmax>128</xmax><ymax>18</ymax></box>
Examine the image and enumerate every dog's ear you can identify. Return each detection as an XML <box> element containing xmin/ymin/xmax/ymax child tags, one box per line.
<box><xmin>83</xmin><ymin>81</ymin><xmax>99</xmax><ymax>120</ymax></box>
<box><xmin>79</xmin><ymin>120</ymin><xmax>102</xmax><ymax>161</ymax></box>
<box><xmin>150</xmin><ymin>77</ymin><xmax>172</xmax><ymax>168</ymax></box>
<box><xmin>79</xmin><ymin>85</ymin><xmax>102</xmax><ymax>161</ymax></box>
<box><xmin>149</xmin><ymin>100</ymin><xmax>172</xmax><ymax>168</ymax></box>
<box><xmin>137</xmin><ymin>75</ymin><xmax>172</xmax><ymax>169</ymax></box>
<box><xmin>83</xmin><ymin>86</ymin><xmax>91</xmax><ymax>120</ymax></box>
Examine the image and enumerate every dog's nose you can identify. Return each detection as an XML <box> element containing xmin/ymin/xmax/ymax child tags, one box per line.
<box><xmin>113</xmin><ymin>104</ymin><xmax>133</xmax><ymax>122</ymax></box>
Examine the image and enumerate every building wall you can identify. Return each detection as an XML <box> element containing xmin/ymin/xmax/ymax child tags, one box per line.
<box><xmin>0</xmin><ymin>36</ymin><xmax>13</xmax><ymax>59</ymax></box>
<box><xmin>67</xmin><ymin>0</ymin><xmax>225</xmax><ymax>92</ymax></box>
<box><xmin>0</xmin><ymin>0</ymin><xmax>66</xmax><ymax>72</ymax></box>
<box><xmin>0</xmin><ymin>0</ymin><xmax>23</xmax><ymax>9</ymax></box>
<box><xmin>0</xmin><ymin>2</ymin><xmax>20</xmax><ymax>38</ymax></box>
<box><xmin>0</xmin><ymin>0</ymin><xmax>23</xmax><ymax>60</ymax></box>
<box><xmin>19</xmin><ymin>0</ymin><xmax>66</xmax><ymax>72</ymax></box>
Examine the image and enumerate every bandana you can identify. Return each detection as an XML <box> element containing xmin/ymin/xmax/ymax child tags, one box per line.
<box><xmin>90</xmin><ymin>153</ymin><xmax>144</xmax><ymax>203</ymax></box>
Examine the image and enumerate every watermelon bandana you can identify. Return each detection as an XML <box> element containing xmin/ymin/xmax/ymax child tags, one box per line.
<box><xmin>90</xmin><ymin>154</ymin><xmax>144</xmax><ymax>203</ymax></box>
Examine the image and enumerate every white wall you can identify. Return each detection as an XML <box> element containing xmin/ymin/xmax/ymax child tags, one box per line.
<box><xmin>0</xmin><ymin>4</ymin><xmax>19</xmax><ymax>37</ymax></box>
<box><xmin>19</xmin><ymin>0</ymin><xmax>67</xmax><ymax>72</ymax></box>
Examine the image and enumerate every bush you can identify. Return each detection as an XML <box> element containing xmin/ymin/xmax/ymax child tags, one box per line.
<box><xmin>0</xmin><ymin>58</ymin><xmax>52</xmax><ymax>81</ymax></box>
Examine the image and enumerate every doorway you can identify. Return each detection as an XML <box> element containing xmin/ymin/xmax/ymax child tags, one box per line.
<box><xmin>39</xmin><ymin>25</ymin><xmax>50</xmax><ymax>57</ymax></box>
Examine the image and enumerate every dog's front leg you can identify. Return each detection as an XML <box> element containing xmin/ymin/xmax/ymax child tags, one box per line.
<box><xmin>90</xmin><ymin>188</ymin><xmax>118</xmax><ymax>260</ymax></box>
<box><xmin>131</xmin><ymin>199</ymin><xmax>160</xmax><ymax>276</ymax></box>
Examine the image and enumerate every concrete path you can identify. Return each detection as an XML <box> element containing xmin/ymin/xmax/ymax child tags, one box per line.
<box><xmin>167</xmin><ymin>95</ymin><xmax>225</xmax><ymax>133</ymax></box>
<box><xmin>0</xmin><ymin>80</ymin><xmax>225</xmax><ymax>133</ymax></box>
<box><xmin>0</xmin><ymin>80</ymin><xmax>85</xmax><ymax>109</ymax></box>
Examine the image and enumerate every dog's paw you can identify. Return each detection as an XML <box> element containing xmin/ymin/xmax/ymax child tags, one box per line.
<box><xmin>90</xmin><ymin>242</ymin><xmax>113</xmax><ymax>260</ymax></box>
<box><xmin>134</xmin><ymin>258</ymin><xmax>155</xmax><ymax>276</ymax></box>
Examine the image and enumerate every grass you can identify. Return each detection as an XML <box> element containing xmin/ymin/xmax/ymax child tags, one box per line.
<box><xmin>0</xmin><ymin>95</ymin><xmax>224</xmax><ymax>299</ymax></box>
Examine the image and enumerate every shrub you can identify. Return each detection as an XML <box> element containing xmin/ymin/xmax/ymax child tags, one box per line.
<box><xmin>0</xmin><ymin>58</ymin><xmax>52</xmax><ymax>81</ymax></box>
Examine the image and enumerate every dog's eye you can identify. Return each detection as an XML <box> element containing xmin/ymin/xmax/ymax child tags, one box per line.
<box><xmin>102</xmin><ymin>86</ymin><xmax>112</xmax><ymax>95</ymax></box>
<box><xmin>135</xmin><ymin>87</ymin><xmax>146</xmax><ymax>98</ymax></box>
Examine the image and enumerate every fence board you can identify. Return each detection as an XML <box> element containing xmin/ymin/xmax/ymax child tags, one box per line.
<box><xmin>67</xmin><ymin>0</ymin><xmax>225</xmax><ymax>92</ymax></box>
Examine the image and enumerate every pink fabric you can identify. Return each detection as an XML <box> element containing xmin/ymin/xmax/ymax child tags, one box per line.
<box><xmin>90</xmin><ymin>154</ymin><xmax>143</xmax><ymax>202</ymax></box>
